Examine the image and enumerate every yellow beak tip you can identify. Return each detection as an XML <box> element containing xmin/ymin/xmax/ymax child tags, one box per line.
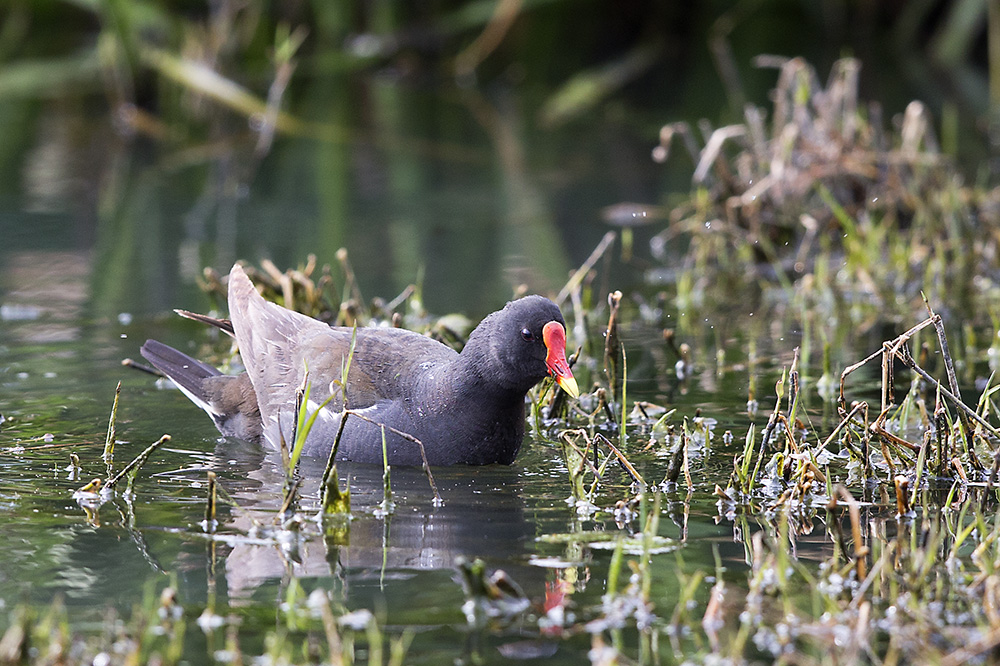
<box><xmin>558</xmin><ymin>375</ymin><xmax>580</xmax><ymax>399</ymax></box>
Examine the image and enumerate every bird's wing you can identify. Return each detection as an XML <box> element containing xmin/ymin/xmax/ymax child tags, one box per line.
<box><xmin>227</xmin><ymin>264</ymin><xmax>458</xmax><ymax>448</ymax></box>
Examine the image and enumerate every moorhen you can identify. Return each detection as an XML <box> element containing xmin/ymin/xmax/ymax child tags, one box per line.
<box><xmin>141</xmin><ymin>265</ymin><xmax>579</xmax><ymax>465</ymax></box>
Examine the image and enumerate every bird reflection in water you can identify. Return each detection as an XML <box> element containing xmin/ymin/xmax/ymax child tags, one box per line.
<box><xmin>209</xmin><ymin>438</ymin><xmax>541</xmax><ymax>604</ymax></box>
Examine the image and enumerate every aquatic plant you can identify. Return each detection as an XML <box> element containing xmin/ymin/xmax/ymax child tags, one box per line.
<box><xmin>0</xmin><ymin>582</ymin><xmax>411</xmax><ymax>666</ymax></box>
<box><xmin>651</xmin><ymin>56</ymin><xmax>1000</xmax><ymax>321</ymax></box>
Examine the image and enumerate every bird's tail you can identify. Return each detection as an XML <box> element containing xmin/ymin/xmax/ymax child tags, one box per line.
<box><xmin>140</xmin><ymin>339</ymin><xmax>222</xmax><ymax>415</ymax></box>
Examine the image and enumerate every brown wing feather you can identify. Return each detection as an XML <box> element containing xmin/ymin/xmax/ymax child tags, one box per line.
<box><xmin>227</xmin><ymin>264</ymin><xmax>462</xmax><ymax>448</ymax></box>
<box><xmin>228</xmin><ymin>265</ymin><xmax>355</xmax><ymax>423</ymax></box>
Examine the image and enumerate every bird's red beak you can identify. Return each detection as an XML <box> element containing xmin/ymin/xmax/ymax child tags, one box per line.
<box><xmin>542</xmin><ymin>321</ymin><xmax>579</xmax><ymax>398</ymax></box>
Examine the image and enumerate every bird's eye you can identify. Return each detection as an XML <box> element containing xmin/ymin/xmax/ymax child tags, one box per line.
<box><xmin>521</xmin><ymin>327</ymin><xmax>535</xmax><ymax>341</ymax></box>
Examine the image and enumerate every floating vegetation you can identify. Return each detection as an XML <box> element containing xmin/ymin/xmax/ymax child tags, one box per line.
<box><xmin>103</xmin><ymin>434</ymin><xmax>171</xmax><ymax>494</ymax></box>
<box><xmin>66</xmin><ymin>383</ymin><xmax>171</xmax><ymax>519</ymax></box>
<box><xmin>517</xmin><ymin>289</ymin><xmax>1000</xmax><ymax>664</ymax></box>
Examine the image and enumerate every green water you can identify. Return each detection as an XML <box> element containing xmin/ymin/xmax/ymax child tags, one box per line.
<box><xmin>0</xmin><ymin>254</ymin><xmax>897</xmax><ymax>663</ymax></box>
<box><xmin>3</xmin><ymin>3</ymin><xmax>997</xmax><ymax>662</ymax></box>
<box><xmin>0</xmin><ymin>297</ymin><xmax>752</xmax><ymax>663</ymax></box>
<box><xmin>0</xmin><ymin>102</ymin><xmax>940</xmax><ymax>665</ymax></box>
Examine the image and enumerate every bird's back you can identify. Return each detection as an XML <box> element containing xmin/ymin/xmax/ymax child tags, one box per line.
<box><xmin>227</xmin><ymin>265</ymin><xmax>458</xmax><ymax>455</ymax></box>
